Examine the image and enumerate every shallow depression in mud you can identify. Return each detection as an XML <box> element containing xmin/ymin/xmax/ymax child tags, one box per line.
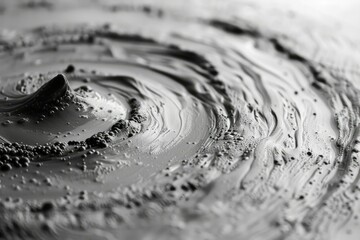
<box><xmin>0</xmin><ymin>26</ymin><xmax>224</xmax><ymax>199</ymax></box>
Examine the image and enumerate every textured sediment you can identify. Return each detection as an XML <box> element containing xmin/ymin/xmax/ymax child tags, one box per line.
<box><xmin>0</xmin><ymin>1</ymin><xmax>360</xmax><ymax>240</ymax></box>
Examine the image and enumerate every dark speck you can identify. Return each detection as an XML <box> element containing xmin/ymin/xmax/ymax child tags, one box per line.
<box><xmin>64</xmin><ymin>64</ymin><xmax>75</xmax><ymax>73</ymax></box>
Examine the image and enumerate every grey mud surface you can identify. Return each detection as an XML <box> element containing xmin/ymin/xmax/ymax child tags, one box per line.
<box><xmin>0</xmin><ymin>0</ymin><xmax>360</xmax><ymax>239</ymax></box>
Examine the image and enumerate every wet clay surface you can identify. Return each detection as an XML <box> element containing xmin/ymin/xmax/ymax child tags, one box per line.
<box><xmin>0</xmin><ymin>0</ymin><xmax>360</xmax><ymax>239</ymax></box>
